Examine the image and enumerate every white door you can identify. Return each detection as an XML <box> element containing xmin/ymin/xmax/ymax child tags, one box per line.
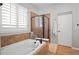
<box><xmin>58</xmin><ymin>12</ymin><xmax>72</xmax><ymax>47</ymax></box>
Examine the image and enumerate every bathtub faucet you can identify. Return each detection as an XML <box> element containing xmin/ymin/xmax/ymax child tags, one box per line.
<box><xmin>39</xmin><ymin>39</ymin><xmax>42</xmax><ymax>44</ymax></box>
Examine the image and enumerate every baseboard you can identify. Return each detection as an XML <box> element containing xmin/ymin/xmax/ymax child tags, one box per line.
<box><xmin>51</xmin><ymin>43</ymin><xmax>58</xmax><ymax>45</ymax></box>
<box><xmin>72</xmin><ymin>47</ymin><xmax>79</xmax><ymax>50</ymax></box>
<box><xmin>58</xmin><ymin>44</ymin><xmax>72</xmax><ymax>48</ymax></box>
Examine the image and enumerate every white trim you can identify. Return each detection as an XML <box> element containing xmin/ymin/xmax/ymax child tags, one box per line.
<box><xmin>72</xmin><ymin>47</ymin><xmax>79</xmax><ymax>50</ymax></box>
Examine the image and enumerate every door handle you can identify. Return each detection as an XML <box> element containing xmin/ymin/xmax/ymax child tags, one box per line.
<box><xmin>58</xmin><ymin>30</ymin><xmax>60</xmax><ymax>32</ymax></box>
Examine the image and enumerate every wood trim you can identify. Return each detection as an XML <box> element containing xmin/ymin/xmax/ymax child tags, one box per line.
<box><xmin>44</xmin><ymin>14</ymin><xmax>50</xmax><ymax>41</ymax></box>
<box><xmin>31</xmin><ymin>15</ymin><xmax>50</xmax><ymax>19</ymax></box>
<box><xmin>31</xmin><ymin>17</ymin><xmax>32</xmax><ymax>32</ymax></box>
<box><xmin>48</xmin><ymin>15</ymin><xmax>50</xmax><ymax>42</ymax></box>
<box><xmin>42</xmin><ymin>15</ymin><xmax>44</xmax><ymax>38</ymax></box>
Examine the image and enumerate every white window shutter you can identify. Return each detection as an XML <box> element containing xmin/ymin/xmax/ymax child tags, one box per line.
<box><xmin>18</xmin><ymin>6</ymin><xmax>27</xmax><ymax>29</ymax></box>
<box><xmin>1</xmin><ymin>3</ymin><xmax>29</xmax><ymax>35</ymax></box>
<box><xmin>2</xmin><ymin>3</ymin><xmax>16</xmax><ymax>28</ymax></box>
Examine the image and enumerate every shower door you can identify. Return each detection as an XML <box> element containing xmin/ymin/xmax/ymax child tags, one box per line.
<box><xmin>31</xmin><ymin>16</ymin><xmax>43</xmax><ymax>38</ymax></box>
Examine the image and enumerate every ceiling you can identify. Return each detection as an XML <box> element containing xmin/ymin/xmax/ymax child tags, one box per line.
<box><xmin>19</xmin><ymin>3</ymin><xmax>79</xmax><ymax>9</ymax></box>
<box><xmin>19</xmin><ymin>3</ymin><xmax>57</xmax><ymax>9</ymax></box>
<box><xmin>30</xmin><ymin>3</ymin><xmax>55</xmax><ymax>8</ymax></box>
<box><xmin>19</xmin><ymin>3</ymin><xmax>76</xmax><ymax>13</ymax></box>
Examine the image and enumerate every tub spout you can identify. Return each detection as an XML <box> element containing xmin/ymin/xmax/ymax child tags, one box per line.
<box><xmin>39</xmin><ymin>39</ymin><xmax>42</xmax><ymax>44</ymax></box>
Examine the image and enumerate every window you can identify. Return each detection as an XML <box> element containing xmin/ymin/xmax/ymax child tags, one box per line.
<box><xmin>1</xmin><ymin>3</ymin><xmax>29</xmax><ymax>34</ymax></box>
<box><xmin>2</xmin><ymin>3</ymin><xmax>17</xmax><ymax>28</ymax></box>
<box><xmin>18</xmin><ymin>6</ymin><xmax>28</xmax><ymax>28</ymax></box>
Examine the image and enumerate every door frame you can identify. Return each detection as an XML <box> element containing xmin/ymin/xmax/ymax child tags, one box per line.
<box><xmin>57</xmin><ymin>11</ymin><xmax>72</xmax><ymax>47</ymax></box>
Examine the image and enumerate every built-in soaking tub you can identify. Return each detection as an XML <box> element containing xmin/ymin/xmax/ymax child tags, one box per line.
<box><xmin>1</xmin><ymin>39</ymin><xmax>48</xmax><ymax>55</ymax></box>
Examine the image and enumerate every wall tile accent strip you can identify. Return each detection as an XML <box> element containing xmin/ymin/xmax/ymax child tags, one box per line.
<box><xmin>1</xmin><ymin>33</ymin><xmax>30</xmax><ymax>47</ymax></box>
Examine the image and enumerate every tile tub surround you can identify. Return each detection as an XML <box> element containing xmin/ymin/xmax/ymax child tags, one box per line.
<box><xmin>1</xmin><ymin>33</ymin><xmax>30</xmax><ymax>47</ymax></box>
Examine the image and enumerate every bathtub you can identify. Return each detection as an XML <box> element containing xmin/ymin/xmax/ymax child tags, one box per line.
<box><xmin>1</xmin><ymin>39</ymin><xmax>46</xmax><ymax>55</ymax></box>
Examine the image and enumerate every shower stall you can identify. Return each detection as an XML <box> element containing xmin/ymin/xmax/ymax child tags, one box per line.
<box><xmin>31</xmin><ymin>14</ymin><xmax>50</xmax><ymax>39</ymax></box>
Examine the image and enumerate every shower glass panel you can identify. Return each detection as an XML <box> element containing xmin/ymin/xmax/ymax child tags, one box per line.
<box><xmin>34</xmin><ymin>16</ymin><xmax>43</xmax><ymax>38</ymax></box>
<box><xmin>35</xmin><ymin>16</ymin><xmax>43</xmax><ymax>28</ymax></box>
